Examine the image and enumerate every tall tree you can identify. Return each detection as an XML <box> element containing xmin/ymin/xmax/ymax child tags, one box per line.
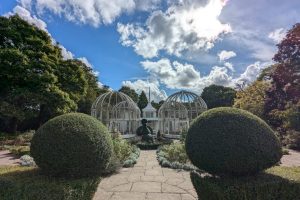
<box><xmin>201</xmin><ymin>85</ymin><xmax>237</xmax><ymax>109</ymax></box>
<box><xmin>0</xmin><ymin>15</ymin><xmax>98</xmax><ymax>132</ymax></box>
<box><xmin>265</xmin><ymin>23</ymin><xmax>300</xmax><ymax>128</ymax></box>
<box><xmin>118</xmin><ymin>86</ymin><xmax>138</xmax><ymax>103</ymax></box>
<box><xmin>151</xmin><ymin>100</ymin><xmax>165</xmax><ymax>110</ymax></box>
<box><xmin>234</xmin><ymin>81</ymin><xmax>270</xmax><ymax>118</ymax></box>
<box><xmin>77</xmin><ymin>60</ymin><xmax>101</xmax><ymax>114</ymax></box>
<box><xmin>138</xmin><ymin>91</ymin><xmax>148</xmax><ymax>111</ymax></box>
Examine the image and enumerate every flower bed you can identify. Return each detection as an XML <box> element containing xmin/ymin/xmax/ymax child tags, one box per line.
<box><xmin>156</xmin><ymin>143</ymin><xmax>197</xmax><ymax>171</ymax></box>
<box><xmin>123</xmin><ymin>146</ymin><xmax>140</xmax><ymax>167</ymax></box>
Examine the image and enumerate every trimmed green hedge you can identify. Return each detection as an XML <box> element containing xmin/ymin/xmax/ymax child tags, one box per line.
<box><xmin>186</xmin><ymin>107</ymin><xmax>282</xmax><ymax>176</ymax></box>
<box><xmin>190</xmin><ymin>166</ymin><xmax>300</xmax><ymax>200</ymax></box>
<box><xmin>31</xmin><ymin>113</ymin><xmax>113</xmax><ymax>178</ymax></box>
<box><xmin>137</xmin><ymin>142</ymin><xmax>161</xmax><ymax>150</ymax></box>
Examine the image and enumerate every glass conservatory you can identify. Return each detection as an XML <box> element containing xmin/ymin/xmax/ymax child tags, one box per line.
<box><xmin>91</xmin><ymin>91</ymin><xmax>140</xmax><ymax>135</ymax></box>
<box><xmin>158</xmin><ymin>90</ymin><xmax>207</xmax><ymax>136</ymax></box>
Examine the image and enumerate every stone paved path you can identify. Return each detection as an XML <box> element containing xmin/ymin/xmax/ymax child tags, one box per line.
<box><xmin>93</xmin><ymin>150</ymin><xmax>197</xmax><ymax>200</ymax></box>
<box><xmin>0</xmin><ymin>150</ymin><xmax>20</xmax><ymax>166</ymax></box>
<box><xmin>281</xmin><ymin>150</ymin><xmax>300</xmax><ymax>167</ymax></box>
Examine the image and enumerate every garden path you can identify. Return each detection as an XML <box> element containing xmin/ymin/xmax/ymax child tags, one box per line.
<box><xmin>93</xmin><ymin>150</ymin><xmax>197</xmax><ymax>200</ymax></box>
<box><xmin>0</xmin><ymin>150</ymin><xmax>20</xmax><ymax>166</ymax></box>
<box><xmin>281</xmin><ymin>150</ymin><xmax>300</xmax><ymax>167</ymax></box>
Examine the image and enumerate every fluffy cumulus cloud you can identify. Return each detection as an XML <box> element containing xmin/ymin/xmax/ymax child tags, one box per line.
<box><xmin>218</xmin><ymin>50</ymin><xmax>236</xmax><ymax>61</ymax></box>
<box><xmin>5</xmin><ymin>5</ymin><xmax>47</xmax><ymax>32</ymax></box>
<box><xmin>234</xmin><ymin>61</ymin><xmax>270</xmax><ymax>84</ymax></box>
<box><xmin>268</xmin><ymin>28</ymin><xmax>286</xmax><ymax>43</ymax></box>
<box><xmin>117</xmin><ymin>0</ymin><xmax>231</xmax><ymax>58</ymax></box>
<box><xmin>19</xmin><ymin>0</ymin><xmax>162</xmax><ymax>27</ymax></box>
<box><xmin>130</xmin><ymin>58</ymin><xmax>269</xmax><ymax>95</ymax></box>
<box><xmin>59</xmin><ymin>45</ymin><xmax>74</xmax><ymax>60</ymax></box>
<box><xmin>122</xmin><ymin>79</ymin><xmax>167</xmax><ymax>101</ymax></box>
<box><xmin>138</xmin><ymin>58</ymin><xmax>233</xmax><ymax>93</ymax></box>
<box><xmin>141</xmin><ymin>59</ymin><xmax>201</xmax><ymax>89</ymax></box>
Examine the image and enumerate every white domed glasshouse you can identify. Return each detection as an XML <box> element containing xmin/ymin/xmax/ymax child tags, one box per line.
<box><xmin>91</xmin><ymin>90</ymin><xmax>207</xmax><ymax>138</ymax></box>
<box><xmin>91</xmin><ymin>91</ymin><xmax>141</xmax><ymax>135</ymax></box>
<box><xmin>158</xmin><ymin>91</ymin><xmax>207</xmax><ymax>136</ymax></box>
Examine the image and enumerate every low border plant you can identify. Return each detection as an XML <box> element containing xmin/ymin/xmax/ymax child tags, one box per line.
<box><xmin>156</xmin><ymin>146</ymin><xmax>197</xmax><ymax>171</ymax></box>
<box><xmin>123</xmin><ymin>146</ymin><xmax>140</xmax><ymax>168</ymax></box>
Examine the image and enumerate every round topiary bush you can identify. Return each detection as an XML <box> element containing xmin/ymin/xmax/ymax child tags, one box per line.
<box><xmin>31</xmin><ymin>113</ymin><xmax>113</xmax><ymax>178</ymax></box>
<box><xmin>185</xmin><ymin>107</ymin><xmax>282</xmax><ymax>176</ymax></box>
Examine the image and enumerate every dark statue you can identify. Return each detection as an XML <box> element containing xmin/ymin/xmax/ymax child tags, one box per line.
<box><xmin>136</xmin><ymin>119</ymin><xmax>154</xmax><ymax>143</ymax></box>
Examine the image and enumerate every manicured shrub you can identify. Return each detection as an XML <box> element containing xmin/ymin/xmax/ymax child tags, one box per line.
<box><xmin>31</xmin><ymin>113</ymin><xmax>113</xmax><ymax>178</ymax></box>
<box><xmin>137</xmin><ymin>142</ymin><xmax>161</xmax><ymax>150</ymax></box>
<box><xmin>186</xmin><ymin>107</ymin><xmax>282</xmax><ymax>176</ymax></box>
<box><xmin>190</xmin><ymin>167</ymin><xmax>300</xmax><ymax>200</ymax></box>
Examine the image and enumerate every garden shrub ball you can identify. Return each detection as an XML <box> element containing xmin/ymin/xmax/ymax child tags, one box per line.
<box><xmin>185</xmin><ymin>107</ymin><xmax>282</xmax><ymax>176</ymax></box>
<box><xmin>31</xmin><ymin>113</ymin><xmax>113</xmax><ymax>178</ymax></box>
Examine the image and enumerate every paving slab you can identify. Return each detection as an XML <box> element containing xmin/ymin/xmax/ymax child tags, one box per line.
<box><xmin>0</xmin><ymin>150</ymin><xmax>20</xmax><ymax>166</ymax></box>
<box><xmin>93</xmin><ymin>150</ymin><xmax>197</xmax><ymax>200</ymax></box>
<box><xmin>281</xmin><ymin>150</ymin><xmax>300</xmax><ymax>167</ymax></box>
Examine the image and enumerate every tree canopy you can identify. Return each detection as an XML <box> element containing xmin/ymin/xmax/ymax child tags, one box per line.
<box><xmin>0</xmin><ymin>15</ymin><xmax>100</xmax><ymax>133</ymax></box>
<box><xmin>118</xmin><ymin>86</ymin><xmax>138</xmax><ymax>103</ymax></box>
<box><xmin>138</xmin><ymin>91</ymin><xmax>148</xmax><ymax>112</ymax></box>
<box><xmin>264</xmin><ymin>23</ymin><xmax>300</xmax><ymax>128</ymax></box>
<box><xmin>201</xmin><ymin>85</ymin><xmax>236</xmax><ymax>109</ymax></box>
<box><xmin>234</xmin><ymin>81</ymin><xmax>270</xmax><ymax>119</ymax></box>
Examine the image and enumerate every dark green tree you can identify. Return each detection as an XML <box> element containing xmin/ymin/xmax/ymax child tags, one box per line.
<box><xmin>118</xmin><ymin>86</ymin><xmax>138</xmax><ymax>103</ymax></box>
<box><xmin>138</xmin><ymin>91</ymin><xmax>148</xmax><ymax>111</ymax></box>
<box><xmin>201</xmin><ymin>85</ymin><xmax>237</xmax><ymax>109</ymax></box>
<box><xmin>0</xmin><ymin>15</ymin><xmax>99</xmax><ymax>132</ymax></box>
<box><xmin>77</xmin><ymin>60</ymin><xmax>101</xmax><ymax>114</ymax></box>
<box><xmin>151</xmin><ymin>100</ymin><xmax>165</xmax><ymax>110</ymax></box>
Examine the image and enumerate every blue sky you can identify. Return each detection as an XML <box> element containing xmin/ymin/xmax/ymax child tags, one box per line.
<box><xmin>1</xmin><ymin>0</ymin><xmax>300</xmax><ymax>101</ymax></box>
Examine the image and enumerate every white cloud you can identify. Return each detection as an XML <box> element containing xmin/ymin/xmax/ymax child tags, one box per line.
<box><xmin>5</xmin><ymin>5</ymin><xmax>47</xmax><ymax>32</ymax></box>
<box><xmin>141</xmin><ymin>59</ymin><xmax>201</xmax><ymax>89</ymax></box>
<box><xmin>135</xmin><ymin>58</ymin><xmax>270</xmax><ymax>95</ymax></box>
<box><xmin>78</xmin><ymin>57</ymin><xmax>93</xmax><ymax>69</ymax></box>
<box><xmin>233</xmin><ymin>61</ymin><xmax>269</xmax><ymax>84</ymax></box>
<box><xmin>224</xmin><ymin>62</ymin><xmax>234</xmax><ymax>71</ymax></box>
<box><xmin>229</xmin><ymin>30</ymin><xmax>276</xmax><ymax>61</ymax></box>
<box><xmin>59</xmin><ymin>45</ymin><xmax>74</xmax><ymax>60</ymax></box>
<box><xmin>78</xmin><ymin>57</ymin><xmax>100</xmax><ymax>77</ymax></box>
<box><xmin>218</xmin><ymin>50</ymin><xmax>236</xmax><ymax>61</ymax></box>
<box><xmin>19</xmin><ymin>0</ymin><xmax>161</xmax><ymax>27</ymax></box>
<box><xmin>268</xmin><ymin>28</ymin><xmax>286</xmax><ymax>43</ymax></box>
<box><xmin>138</xmin><ymin>58</ymin><xmax>234</xmax><ymax>94</ymax></box>
<box><xmin>118</xmin><ymin>0</ymin><xmax>231</xmax><ymax>58</ymax></box>
<box><xmin>122</xmin><ymin>79</ymin><xmax>167</xmax><ymax>102</ymax></box>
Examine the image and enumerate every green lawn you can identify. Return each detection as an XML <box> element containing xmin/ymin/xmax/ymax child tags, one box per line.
<box><xmin>191</xmin><ymin>166</ymin><xmax>300</xmax><ymax>200</ymax></box>
<box><xmin>0</xmin><ymin>166</ymin><xmax>100</xmax><ymax>200</ymax></box>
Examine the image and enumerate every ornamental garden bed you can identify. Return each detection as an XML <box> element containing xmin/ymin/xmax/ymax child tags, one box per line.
<box><xmin>156</xmin><ymin>144</ymin><xmax>198</xmax><ymax>171</ymax></box>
